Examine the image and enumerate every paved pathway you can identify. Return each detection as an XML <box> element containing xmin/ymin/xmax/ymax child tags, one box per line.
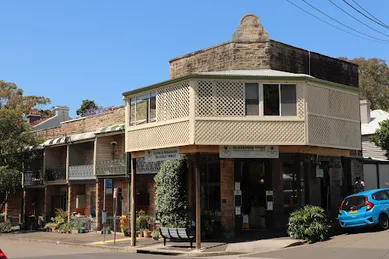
<box><xmin>244</xmin><ymin>229</ymin><xmax>389</xmax><ymax>259</ymax></box>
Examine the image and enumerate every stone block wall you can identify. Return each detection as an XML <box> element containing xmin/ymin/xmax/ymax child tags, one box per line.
<box><xmin>168</xmin><ymin>14</ymin><xmax>358</xmax><ymax>88</ymax></box>
<box><xmin>35</xmin><ymin>106</ymin><xmax>125</xmax><ymax>140</ymax></box>
<box><xmin>220</xmin><ymin>159</ymin><xmax>235</xmax><ymax>234</ymax></box>
<box><xmin>269</xmin><ymin>41</ymin><xmax>358</xmax><ymax>88</ymax></box>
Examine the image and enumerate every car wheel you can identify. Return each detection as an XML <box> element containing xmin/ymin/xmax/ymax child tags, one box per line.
<box><xmin>379</xmin><ymin>214</ymin><xmax>389</xmax><ymax>231</ymax></box>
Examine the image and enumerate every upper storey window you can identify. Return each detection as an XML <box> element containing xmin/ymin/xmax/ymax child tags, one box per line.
<box><xmin>129</xmin><ymin>92</ymin><xmax>156</xmax><ymax>126</ymax></box>
<box><xmin>245</xmin><ymin>83</ymin><xmax>297</xmax><ymax>116</ymax></box>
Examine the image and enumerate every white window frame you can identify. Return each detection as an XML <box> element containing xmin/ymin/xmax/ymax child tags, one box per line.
<box><xmin>244</xmin><ymin>83</ymin><xmax>297</xmax><ymax>117</ymax></box>
<box><xmin>128</xmin><ymin>92</ymin><xmax>156</xmax><ymax>126</ymax></box>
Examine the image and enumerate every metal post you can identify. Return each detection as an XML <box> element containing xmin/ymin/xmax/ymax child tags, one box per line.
<box><xmin>103</xmin><ymin>180</ymin><xmax>106</xmax><ymax>243</ymax></box>
<box><xmin>131</xmin><ymin>157</ymin><xmax>137</xmax><ymax>247</ymax></box>
<box><xmin>113</xmin><ymin>189</ymin><xmax>117</xmax><ymax>245</ymax></box>
<box><xmin>195</xmin><ymin>154</ymin><xmax>201</xmax><ymax>250</ymax></box>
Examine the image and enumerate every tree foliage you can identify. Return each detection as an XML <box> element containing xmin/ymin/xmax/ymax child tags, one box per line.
<box><xmin>339</xmin><ymin>57</ymin><xmax>389</xmax><ymax>110</ymax></box>
<box><xmin>76</xmin><ymin>99</ymin><xmax>104</xmax><ymax>117</ymax></box>
<box><xmin>0</xmin><ymin>80</ymin><xmax>49</xmax><ymax>210</ymax></box>
<box><xmin>370</xmin><ymin>120</ymin><xmax>389</xmax><ymax>159</ymax></box>
<box><xmin>154</xmin><ymin>158</ymin><xmax>189</xmax><ymax>227</ymax></box>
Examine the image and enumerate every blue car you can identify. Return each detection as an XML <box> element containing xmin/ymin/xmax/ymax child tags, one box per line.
<box><xmin>338</xmin><ymin>188</ymin><xmax>389</xmax><ymax>230</ymax></box>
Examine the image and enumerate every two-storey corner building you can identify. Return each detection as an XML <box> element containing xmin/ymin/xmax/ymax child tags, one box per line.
<box><xmin>123</xmin><ymin>14</ymin><xmax>362</xmax><ymax>244</ymax></box>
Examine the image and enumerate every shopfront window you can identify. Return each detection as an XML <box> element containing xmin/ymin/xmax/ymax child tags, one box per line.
<box><xmin>283</xmin><ymin>157</ymin><xmax>305</xmax><ymax>215</ymax></box>
<box><xmin>201</xmin><ymin>162</ymin><xmax>221</xmax><ymax>216</ymax></box>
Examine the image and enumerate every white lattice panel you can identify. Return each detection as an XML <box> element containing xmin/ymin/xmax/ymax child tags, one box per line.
<box><xmin>126</xmin><ymin>121</ymin><xmax>190</xmax><ymax>152</ymax></box>
<box><xmin>296</xmin><ymin>85</ymin><xmax>304</xmax><ymax>119</ymax></box>
<box><xmin>306</xmin><ymin>84</ymin><xmax>359</xmax><ymax>120</ymax></box>
<box><xmin>308</xmin><ymin>114</ymin><xmax>361</xmax><ymax>149</ymax></box>
<box><xmin>196</xmin><ymin>80</ymin><xmax>245</xmax><ymax>117</ymax></box>
<box><xmin>194</xmin><ymin>120</ymin><xmax>305</xmax><ymax>145</ymax></box>
<box><xmin>157</xmin><ymin>81</ymin><xmax>190</xmax><ymax>121</ymax></box>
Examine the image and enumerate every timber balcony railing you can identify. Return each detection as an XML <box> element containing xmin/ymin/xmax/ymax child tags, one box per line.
<box><xmin>24</xmin><ymin>170</ymin><xmax>44</xmax><ymax>186</ymax></box>
<box><xmin>96</xmin><ymin>159</ymin><xmax>126</xmax><ymax>176</ymax></box>
<box><xmin>45</xmin><ymin>166</ymin><xmax>66</xmax><ymax>181</ymax></box>
<box><xmin>69</xmin><ymin>164</ymin><xmax>95</xmax><ymax>180</ymax></box>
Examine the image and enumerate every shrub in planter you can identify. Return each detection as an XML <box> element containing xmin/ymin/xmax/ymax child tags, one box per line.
<box><xmin>287</xmin><ymin>205</ymin><xmax>330</xmax><ymax>243</ymax></box>
<box><xmin>0</xmin><ymin>220</ymin><xmax>12</xmax><ymax>233</ymax></box>
<box><xmin>154</xmin><ymin>158</ymin><xmax>189</xmax><ymax>228</ymax></box>
<box><xmin>124</xmin><ymin>228</ymin><xmax>131</xmax><ymax>237</ymax></box>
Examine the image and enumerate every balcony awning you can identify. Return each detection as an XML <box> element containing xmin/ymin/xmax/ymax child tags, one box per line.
<box><xmin>43</xmin><ymin>136</ymin><xmax>67</xmax><ymax>146</ymax></box>
<box><xmin>68</xmin><ymin>132</ymin><xmax>95</xmax><ymax>143</ymax></box>
<box><xmin>95</xmin><ymin>124</ymin><xmax>125</xmax><ymax>135</ymax></box>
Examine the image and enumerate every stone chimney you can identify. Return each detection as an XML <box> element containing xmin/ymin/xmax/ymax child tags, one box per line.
<box><xmin>232</xmin><ymin>14</ymin><xmax>268</xmax><ymax>43</ymax></box>
<box><xmin>360</xmin><ymin>99</ymin><xmax>371</xmax><ymax>124</ymax></box>
<box><xmin>53</xmin><ymin>106</ymin><xmax>70</xmax><ymax>122</ymax></box>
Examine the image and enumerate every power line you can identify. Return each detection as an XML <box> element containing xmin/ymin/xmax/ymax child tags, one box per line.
<box><xmin>328</xmin><ymin>0</ymin><xmax>389</xmax><ymax>38</ymax></box>
<box><xmin>300</xmin><ymin>0</ymin><xmax>389</xmax><ymax>43</ymax></box>
<box><xmin>347</xmin><ymin>0</ymin><xmax>389</xmax><ymax>30</ymax></box>
<box><xmin>286</xmin><ymin>0</ymin><xmax>386</xmax><ymax>43</ymax></box>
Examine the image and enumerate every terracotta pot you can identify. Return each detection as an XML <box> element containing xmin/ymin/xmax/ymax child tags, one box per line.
<box><xmin>144</xmin><ymin>231</ymin><xmax>152</xmax><ymax>238</ymax></box>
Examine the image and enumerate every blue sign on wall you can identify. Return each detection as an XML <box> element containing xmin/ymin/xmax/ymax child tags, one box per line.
<box><xmin>104</xmin><ymin>179</ymin><xmax>112</xmax><ymax>189</ymax></box>
<box><xmin>102</xmin><ymin>210</ymin><xmax>107</xmax><ymax>224</ymax></box>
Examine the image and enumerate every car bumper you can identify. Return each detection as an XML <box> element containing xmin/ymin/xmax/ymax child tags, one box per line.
<box><xmin>338</xmin><ymin>214</ymin><xmax>378</xmax><ymax>228</ymax></box>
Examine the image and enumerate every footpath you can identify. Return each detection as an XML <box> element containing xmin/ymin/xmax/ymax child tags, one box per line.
<box><xmin>2</xmin><ymin>231</ymin><xmax>305</xmax><ymax>257</ymax></box>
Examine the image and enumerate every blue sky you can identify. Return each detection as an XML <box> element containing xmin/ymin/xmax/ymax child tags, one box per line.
<box><xmin>1</xmin><ymin>0</ymin><xmax>388</xmax><ymax>117</ymax></box>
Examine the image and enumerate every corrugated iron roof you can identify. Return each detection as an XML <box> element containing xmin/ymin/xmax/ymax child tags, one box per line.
<box><xmin>361</xmin><ymin>109</ymin><xmax>389</xmax><ymax>135</ymax></box>
<box><xmin>194</xmin><ymin>69</ymin><xmax>314</xmax><ymax>78</ymax></box>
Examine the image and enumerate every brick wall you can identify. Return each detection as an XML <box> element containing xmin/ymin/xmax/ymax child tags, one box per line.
<box><xmin>5</xmin><ymin>191</ymin><xmax>22</xmax><ymax>225</ymax></box>
<box><xmin>35</xmin><ymin>106</ymin><xmax>125</xmax><ymax>141</ymax></box>
<box><xmin>220</xmin><ymin>159</ymin><xmax>235</xmax><ymax>234</ymax></box>
<box><xmin>168</xmin><ymin>14</ymin><xmax>358</xmax><ymax>88</ymax></box>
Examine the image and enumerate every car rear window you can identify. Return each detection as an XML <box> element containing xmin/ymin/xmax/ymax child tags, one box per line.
<box><xmin>341</xmin><ymin>195</ymin><xmax>366</xmax><ymax>211</ymax></box>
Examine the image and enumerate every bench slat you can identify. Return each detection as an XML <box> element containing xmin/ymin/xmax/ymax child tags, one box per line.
<box><xmin>168</xmin><ymin>228</ymin><xmax>180</xmax><ymax>239</ymax></box>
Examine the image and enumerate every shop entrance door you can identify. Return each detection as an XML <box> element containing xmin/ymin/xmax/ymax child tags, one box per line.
<box><xmin>240</xmin><ymin>160</ymin><xmax>267</xmax><ymax>229</ymax></box>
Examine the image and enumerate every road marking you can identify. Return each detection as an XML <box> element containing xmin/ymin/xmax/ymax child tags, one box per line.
<box><xmin>90</xmin><ymin>237</ymin><xmax>134</xmax><ymax>245</ymax></box>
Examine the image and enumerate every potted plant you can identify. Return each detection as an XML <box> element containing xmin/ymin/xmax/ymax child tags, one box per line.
<box><xmin>137</xmin><ymin>230</ymin><xmax>143</xmax><ymax>238</ymax></box>
<box><xmin>124</xmin><ymin>228</ymin><xmax>131</xmax><ymax>237</ymax></box>
<box><xmin>105</xmin><ymin>227</ymin><xmax>111</xmax><ymax>234</ymax></box>
<box><xmin>152</xmin><ymin>230</ymin><xmax>160</xmax><ymax>240</ymax></box>
<box><xmin>143</xmin><ymin>229</ymin><xmax>152</xmax><ymax>238</ymax></box>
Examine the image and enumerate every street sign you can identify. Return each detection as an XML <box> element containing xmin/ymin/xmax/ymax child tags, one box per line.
<box><xmin>102</xmin><ymin>210</ymin><xmax>107</xmax><ymax>224</ymax></box>
<box><xmin>104</xmin><ymin>179</ymin><xmax>112</xmax><ymax>189</ymax></box>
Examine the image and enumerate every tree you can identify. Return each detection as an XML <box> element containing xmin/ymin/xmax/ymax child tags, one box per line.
<box><xmin>370</xmin><ymin>120</ymin><xmax>389</xmax><ymax>159</ymax></box>
<box><xmin>76</xmin><ymin>99</ymin><xmax>104</xmax><ymax>117</ymax></box>
<box><xmin>339</xmin><ymin>57</ymin><xmax>389</xmax><ymax>110</ymax></box>
<box><xmin>154</xmin><ymin>158</ymin><xmax>189</xmax><ymax>227</ymax></box>
<box><xmin>0</xmin><ymin>80</ymin><xmax>50</xmax><ymax>211</ymax></box>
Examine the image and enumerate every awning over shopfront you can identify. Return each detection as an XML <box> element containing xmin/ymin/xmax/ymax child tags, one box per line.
<box><xmin>44</xmin><ymin>131</ymin><xmax>95</xmax><ymax>146</ymax></box>
<box><xmin>68</xmin><ymin>132</ymin><xmax>95</xmax><ymax>143</ymax></box>
<box><xmin>43</xmin><ymin>136</ymin><xmax>67</xmax><ymax>146</ymax></box>
<box><xmin>95</xmin><ymin>124</ymin><xmax>125</xmax><ymax>135</ymax></box>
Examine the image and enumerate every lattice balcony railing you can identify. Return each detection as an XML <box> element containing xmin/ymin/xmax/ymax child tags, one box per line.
<box><xmin>24</xmin><ymin>170</ymin><xmax>44</xmax><ymax>186</ymax></box>
<box><xmin>45</xmin><ymin>167</ymin><xmax>66</xmax><ymax>181</ymax></box>
<box><xmin>96</xmin><ymin>159</ymin><xmax>126</xmax><ymax>176</ymax></box>
<box><xmin>69</xmin><ymin>165</ymin><xmax>94</xmax><ymax>180</ymax></box>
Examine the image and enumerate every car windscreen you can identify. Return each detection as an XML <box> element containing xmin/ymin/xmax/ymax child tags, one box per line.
<box><xmin>341</xmin><ymin>195</ymin><xmax>366</xmax><ymax>211</ymax></box>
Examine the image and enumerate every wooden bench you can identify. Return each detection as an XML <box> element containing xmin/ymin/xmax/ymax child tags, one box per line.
<box><xmin>159</xmin><ymin>227</ymin><xmax>195</xmax><ymax>247</ymax></box>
